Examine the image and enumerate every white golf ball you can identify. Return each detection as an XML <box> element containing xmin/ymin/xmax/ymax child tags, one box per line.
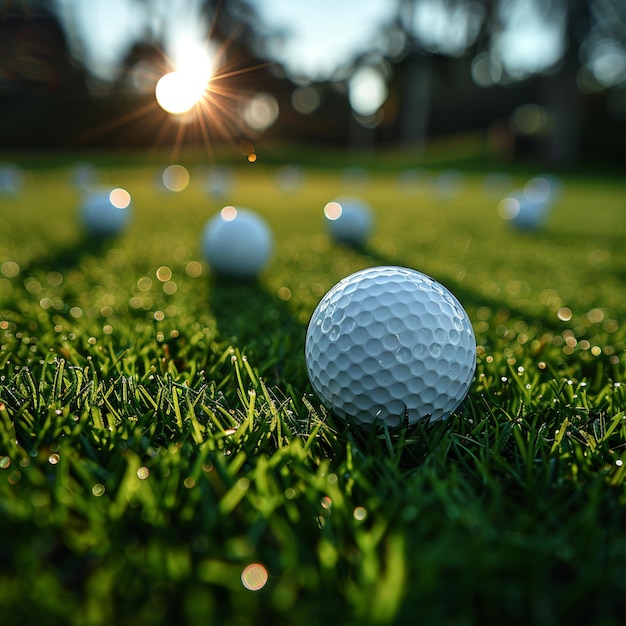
<box><xmin>305</xmin><ymin>266</ymin><xmax>476</xmax><ymax>428</ymax></box>
<box><xmin>79</xmin><ymin>187</ymin><xmax>132</xmax><ymax>237</ymax></box>
<box><xmin>201</xmin><ymin>206</ymin><xmax>272</xmax><ymax>278</ymax></box>
<box><xmin>324</xmin><ymin>197</ymin><xmax>373</xmax><ymax>247</ymax></box>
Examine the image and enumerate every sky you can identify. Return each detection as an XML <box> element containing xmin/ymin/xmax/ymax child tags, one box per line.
<box><xmin>49</xmin><ymin>0</ymin><xmax>624</xmax><ymax>95</ymax></box>
<box><xmin>246</xmin><ymin>0</ymin><xmax>397</xmax><ymax>80</ymax></box>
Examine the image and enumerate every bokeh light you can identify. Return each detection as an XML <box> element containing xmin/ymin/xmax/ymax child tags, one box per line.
<box><xmin>221</xmin><ymin>206</ymin><xmax>238</xmax><ymax>222</ymax></box>
<box><xmin>349</xmin><ymin>66</ymin><xmax>388</xmax><ymax>117</ymax></box>
<box><xmin>241</xmin><ymin>564</ymin><xmax>269</xmax><ymax>591</ymax></box>
<box><xmin>291</xmin><ymin>85</ymin><xmax>321</xmax><ymax>114</ymax></box>
<box><xmin>243</xmin><ymin>93</ymin><xmax>279</xmax><ymax>132</ymax></box>
<box><xmin>497</xmin><ymin>197</ymin><xmax>521</xmax><ymax>220</ymax></box>
<box><xmin>162</xmin><ymin>165</ymin><xmax>190</xmax><ymax>192</ymax></box>
<box><xmin>109</xmin><ymin>188</ymin><xmax>131</xmax><ymax>209</ymax></box>
<box><xmin>324</xmin><ymin>201</ymin><xmax>342</xmax><ymax>221</ymax></box>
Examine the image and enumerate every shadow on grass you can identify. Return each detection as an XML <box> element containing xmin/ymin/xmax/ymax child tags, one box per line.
<box><xmin>207</xmin><ymin>274</ymin><xmax>308</xmax><ymax>387</ymax></box>
<box><xmin>21</xmin><ymin>234</ymin><xmax>116</xmax><ymax>277</ymax></box>
<box><xmin>360</xmin><ymin>240</ymin><xmax>579</xmax><ymax>336</ymax></box>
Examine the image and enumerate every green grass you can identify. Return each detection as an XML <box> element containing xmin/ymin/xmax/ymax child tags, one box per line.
<box><xmin>0</xmin><ymin>151</ymin><xmax>624</xmax><ymax>626</ymax></box>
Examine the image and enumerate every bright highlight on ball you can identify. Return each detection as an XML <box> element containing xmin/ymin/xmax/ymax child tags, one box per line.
<box><xmin>155</xmin><ymin>71</ymin><xmax>208</xmax><ymax>114</ymax></box>
<box><xmin>305</xmin><ymin>266</ymin><xmax>476</xmax><ymax>429</ymax></box>
<box><xmin>324</xmin><ymin>196</ymin><xmax>373</xmax><ymax>248</ymax></box>
<box><xmin>79</xmin><ymin>187</ymin><xmax>132</xmax><ymax>237</ymax></box>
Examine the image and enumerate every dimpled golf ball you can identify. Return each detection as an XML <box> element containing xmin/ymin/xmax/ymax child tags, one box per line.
<box><xmin>305</xmin><ymin>266</ymin><xmax>476</xmax><ymax>428</ymax></box>
<box><xmin>324</xmin><ymin>196</ymin><xmax>373</xmax><ymax>247</ymax></box>
<box><xmin>79</xmin><ymin>187</ymin><xmax>132</xmax><ymax>237</ymax></box>
<box><xmin>202</xmin><ymin>206</ymin><xmax>272</xmax><ymax>278</ymax></box>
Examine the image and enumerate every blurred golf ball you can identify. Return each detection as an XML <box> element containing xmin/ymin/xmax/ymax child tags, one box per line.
<box><xmin>305</xmin><ymin>266</ymin><xmax>476</xmax><ymax>428</ymax></box>
<box><xmin>275</xmin><ymin>164</ymin><xmax>304</xmax><ymax>192</ymax></box>
<box><xmin>201</xmin><ymin>206</ymin><xmax>273</xmax><ymax>279</ymax></box>
<box><xmin>79</xmin><ymin>187</ymin><xmax>132</xmax><ymax>237</ymax></box>
<box><xmin>497</xmin><ymin>187</ymin><xmax>551</xmax><ymax>231</ymax></box>
<box><xmin>433</xmin><ymin>169</ymin><xmax>465</xmax><ymax>199</ymax></box>
<box><xmin>0</xmin><ymin>164</ymin><xmax>23</xmax><ymax>195</ymax></box>
<box><xmin>324</xmin><ymin>196</ymin><xmax>374</xmax><ymax>247</ymax></box>
<box><xmin>205</xmin><ymin>165</ymin><xmax>234</xmax><ymax>198</ymax></box>
<box><xmin>525</xmin><ymin>174</ymin><xmax>562</xmax><ymax>203</ymax></box>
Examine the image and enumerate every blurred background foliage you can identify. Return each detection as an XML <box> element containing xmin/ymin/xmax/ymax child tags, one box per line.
<box><xmin>0</xmin><ymin>0</ymin><xmax>624</xmax><ymax>167</ymax></box>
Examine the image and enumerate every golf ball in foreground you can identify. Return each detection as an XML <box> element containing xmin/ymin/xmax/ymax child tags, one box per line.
<box><xmin>305</xmin><ymin>266</ymin><xmax>476</xmax><ymax>428</ymax></box>
<box><xmin>202</xmin><ymin>206</ymin><xmax>272</xmax><ymax>278</ymax></box>
<box><xmin>79</xmin><ymin>187</ymin><xmax>132</xmax><ymax>237</ymax></box>
<box><xmin>324</xmin><ymin>196</ymin><xmax>373</xmax><ymax>247</ymax></box>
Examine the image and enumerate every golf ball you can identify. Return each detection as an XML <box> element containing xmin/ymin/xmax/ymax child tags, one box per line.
<box><xmin>201</xmin><ymin>206</ymin><xmax>272</xmax><ymax>278</ymax></box>
<box><xmin>497</xmin><ymin>191</ymin><xmax>549</xmax><ymax>231</ymax></box>
<box><xmin>324</xmin><ymin>196</ymin><xmax>373</xmax><ymax>247</ymax></box>
<box><xmin>305</xmin><ymin>266</ymin><xmax>476</xmax><ymax>428</ymax></box>
<box><xmin>79</xmin><ymin>187</ymin><xmax>132</xmax><ymax>237</ymax></box>
<box><xmin>0</xmin><ymin>164</ymin><xmax>23</xmax><ymax>195</ymax></box>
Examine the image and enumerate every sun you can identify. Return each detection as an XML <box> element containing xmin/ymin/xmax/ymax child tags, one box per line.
<box><xmin>73</xmin><ymin>25</ymin><xmax>273</xmax><ymax>161</ymax></box>
<box><xmin>155</xmin><ymin>70</ymin><xmax>208</xmax><ymax>114</ymax></box>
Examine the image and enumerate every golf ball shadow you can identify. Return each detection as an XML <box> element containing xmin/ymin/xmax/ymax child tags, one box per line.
<box><xmin>207</xmin><ymin>275</ymin><xmax>306</xmax><ymax>382</ymax></box>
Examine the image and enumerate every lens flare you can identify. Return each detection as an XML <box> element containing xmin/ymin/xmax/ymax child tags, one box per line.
<box><xmin>156</xmin><ymin>71</ymin><xmax>208</xmax><ymax>114</ymax></box>
<box><xmin>162</xmin><ymin>164</ymin><xmax>190</xmax><ymax>191</ymax></box>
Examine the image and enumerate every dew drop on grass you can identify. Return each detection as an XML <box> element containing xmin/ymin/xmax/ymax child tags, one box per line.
<box><xmin>156</xmin><ymin>266</ymin><xmax>172</xmax><ymax>282</ymax></box>
<box><xmin>353</xmin><ymin>507</ymin><xmax>367</xmax><ymax>521</ymax></box>
<box><xmin>241</xmin><ymin>564</ymin><xmax>268</xmax><ymax>591</ymax></box>
<box><xmin>92</xmin><ymin>484</ymin><xmax>105</xmax><ymax>496</ymax></box>
<box><xmin>0</xmin><ymin>456</ymin><xmax>10</xmax><ymax>469</ymax></box>
<box><xmin>557</xmin><ymin>307</ymin><xmax>572</xmax><ymax>321</ymax></box>
<box><xmin>137</xmin><ymin>467</ymin><xmax>149</xmax><ymax>480</ymax></box>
